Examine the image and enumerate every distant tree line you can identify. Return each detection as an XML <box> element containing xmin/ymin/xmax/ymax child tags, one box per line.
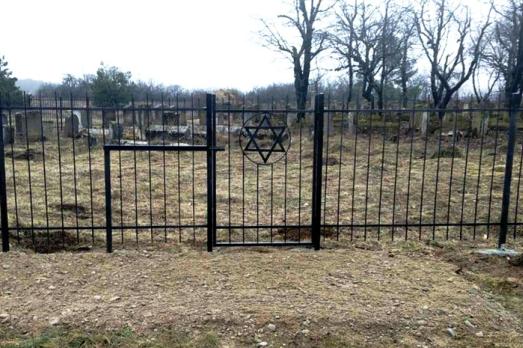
<box><xmin>36</xmin><ymin>63</ymin><xmax>186</xmax><ymax>107</ymax></box>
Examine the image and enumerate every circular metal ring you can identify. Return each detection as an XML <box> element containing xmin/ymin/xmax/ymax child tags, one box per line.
<box><xmin>239</xmin><ymin>112</ymin><xmax>291</xmax><ymax>165</ymax></box>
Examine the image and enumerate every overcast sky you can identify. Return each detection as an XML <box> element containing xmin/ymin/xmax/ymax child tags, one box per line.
<box><xmin>1</xmin><ymin>0</ymin><xmax>297</xmax><ymax>91</ymax></box>
<box><xmin>1</xmin><ymin>0</ymin><xmax>492</xmax><ymax>92</ymax></box>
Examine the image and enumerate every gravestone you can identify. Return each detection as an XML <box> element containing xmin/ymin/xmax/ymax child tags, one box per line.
<box><xmin>151</xmin><ymin>106</ymin><xmax>163</xmax><ymax>124</ymax></box>
<box><xmin>162</xmin><ymin>111</ymin><xmax>186</xmax><ymax>126</ymax></box>
<box><xmin>15</xmin><ymin>111</ymin><xmax>43</xmax><ymax>141</ymax></box>
<box><xmin>103</xmin><ymin>110</ymin><xmax>116</xmax><ymax>128</ymax></box>
<box><xmin>15</xmin><ymin>113</ymin><xmax>23</xmax><ymax>138</ymax></box>
<box><xmin>472</xmin><ymin>112</ymin><xmax>489</xmax><ymax>136</ymax></box>
<box><xmin>2</xmin><ymin>126</ymin><xmax>14</xmax><ymax>145</ymax></box>
<box><xmin>346</xmin><ymin>112</ymin><xmax>355</xmax><ymax>135</ymax></box>
<box><xmin>64</xmin><ymin>112</ymin><xmax>82</xmax><ymax>138</ymax></box>
<box><xmin>198</xmin><ymin>111</ymin><xmax>206</xmax><ymax>126</ymax></box>
<box><xmin>420</xmin><ymin>112</ymin><xmax>429</xmax><ymax>136</ymax></box>
<box><xmin>1</xmin><ymin>114</ymin><xmax>14</xmax><ymax>145</ymax></box>
<box><xmin>110</xmin><ymin>121</ymin><xmax>123</xmax><ymax>141</ymax></box>
<box><xmin>122</xmin><ymin>107</ymin><xmax>134</xmax><ymax>127</ymax></box>
<box><xmin>79</xmin><ymin>110</ymin><xmax>90</xmax><ymax>128</ymax></box>
<box><xmin>323</xmin><ymin>114</ymin><xmax>334</xmax><ymax>134</ymax></box>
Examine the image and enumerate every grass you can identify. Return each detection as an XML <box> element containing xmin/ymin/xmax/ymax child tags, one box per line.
<box><xmin>0</xmin><ymin>326</ymin><xmax>221</xmax><ymax>348</ymax></box>
<box><xmin>2</xmin><ymin>109</ymin><xmax>522</xmax><ymax>251</ymax></box>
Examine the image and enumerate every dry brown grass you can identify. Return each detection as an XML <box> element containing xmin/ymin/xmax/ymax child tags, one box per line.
<box><xmin>2</xmin><ymin>112</ymin><xmax>522</xmax><ymax>251</ymax></box>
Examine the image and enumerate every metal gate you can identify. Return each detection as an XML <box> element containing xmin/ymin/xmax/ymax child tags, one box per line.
<box><xmin>103</xmin><ymin>94</ymin><xmax>323</xmax><ymax>252</ymax></box>
<box><xmin>210</xmin><ymin>94</ymin><xmax>324</xmax><ymax>250</ymax></box>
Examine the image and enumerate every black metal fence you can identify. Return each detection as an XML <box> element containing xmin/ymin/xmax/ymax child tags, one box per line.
<box><xmin>0</xmin><ymin>93</ymin><xmax>521</xmax><ymax>252</ymax></box>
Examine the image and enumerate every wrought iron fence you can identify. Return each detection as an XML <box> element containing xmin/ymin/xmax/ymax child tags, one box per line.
<box><xmin>0</xmin><ymin>93</ymin><xmax>521</xmax><ymax>252</ymax></box>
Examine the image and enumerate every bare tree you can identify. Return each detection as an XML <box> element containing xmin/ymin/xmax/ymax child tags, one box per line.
<box><xmin>415</xmin><ymin>0</ymin><xmax>491</xmax><ymax>117</ymax></box>
<box><xmin>483</xmin><ymin>0</ymin><xmax>523</xmax><ymax>106</ymax></box>
<box><xmin>332</xmin><ymin>1</ymin><xmax>406</xmax><ymax>109</ymax></box>
<box><xmin>396</xmin><ymin>15</ymin><xmax>418</xmax><ymax>108</ymax></box>
<box><xmin>471</xmin><ymin>58</ymin><xmax>500</xmax><ymax>105</ymax></box>
<box><xmin>261</xmin><ymin>0</ymin><xmax>333</xmax><ymax>118</ymax></box>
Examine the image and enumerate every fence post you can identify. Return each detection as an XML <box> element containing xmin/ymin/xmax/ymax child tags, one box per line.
<box><xmin>499</xmin><ymin>94</ymin><xmax>519</xmax><ymax>248</ymax></box>
<box><xmin>104</xmin><ymin>147</ymin><xmax>113</xmax><ymax>253</ymax></box>
<box><xmin>311</xmin><ymin>94</ymin><xmax>324</xmax><ymax>250</ymax></box>
<box><xmin>206</xmin><ymin>94</ymin><xmax>216</xmax><ymax>252</ymax></box>
<box><xmin>0</xmin><ymin>100</ymin><xmax>9</xmax><ymax>252</ymax></box>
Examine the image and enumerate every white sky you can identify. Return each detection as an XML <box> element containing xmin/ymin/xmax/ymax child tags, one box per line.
<box><xmin>0</xmin><ymin>0</ymin><xmax>493</xmax><ymax>92</ymax></box>
<box><xmin>1</xmin><ymin>0</ymin><xmax>294</xmax><ymax>91</ymax></box>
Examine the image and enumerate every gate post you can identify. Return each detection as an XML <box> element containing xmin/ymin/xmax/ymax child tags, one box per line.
<box><xmin>206</xmin><ymin>94</ymin><xmax>216</xmax><ymax>252</ymax></box>
<box><xmin>311</xmin><ymin>94</ymin><xmax>324</xmax><ymax>250</ymax></box>
<box><xmin>0</xmin><ymin>100</ymin><xmax>9</xmax><ymax>252</ymax></box>
<box><xmin>104</xmin><ymin>146</ymin><xmax>113</xmax><ymax>253</ymax></box>
<box><xmin>499</xmin><ymin>93</ymin><xmax>519</xmax><ymax>248</ymax></box>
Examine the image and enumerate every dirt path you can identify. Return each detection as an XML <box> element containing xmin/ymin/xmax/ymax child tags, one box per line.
<box><xmin>1</xmin><ymin>243</ymin><xmax>522</xmax><ymax>347</ymax></box>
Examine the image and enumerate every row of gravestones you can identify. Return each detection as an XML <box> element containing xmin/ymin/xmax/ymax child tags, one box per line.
<box><xmin>0</xmin><ymin>111</ymin><xmax>84</xmax><ymax>143</ymax></box>
<box><xmin>322</xmin><ymin>111</ymin><xmax>490</xmax><ymax>136</ymax></box>
<box><xmin>0</xmin><ymin>110</ymin><xmax>245</xmax><ymax>144</ymax></box>
<box><xmin>0</xmin><ymin>111</ymin><xmax>86</xmax><ymax>143</ymax></box>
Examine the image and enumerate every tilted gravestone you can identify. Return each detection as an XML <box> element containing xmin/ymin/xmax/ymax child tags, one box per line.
<box><xmin>64</xmin><ymin>111</ymin><xmax>82</xmax><ymax>138</ymax></box>
<box><xmin>15</xmin><ymin>111</ymin><xmax>43</xmax><ymax>141</ymax></box>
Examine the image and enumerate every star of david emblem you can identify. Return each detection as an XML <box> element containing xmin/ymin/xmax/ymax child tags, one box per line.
<box><xmin>240</xmin><ymin>113</ymin><xmax>290</xmax><ymax>165</ymax></box>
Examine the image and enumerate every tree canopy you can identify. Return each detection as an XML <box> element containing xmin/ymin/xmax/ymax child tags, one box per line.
<box><xmin>0</xmin><ymin>55</ymin><xmax>23</xmax><ymax>106</ymax></box>
<box><xmin>91</xmin><ymin>64</ymin><xmax>133</xmax><ymax>107</ymax></box>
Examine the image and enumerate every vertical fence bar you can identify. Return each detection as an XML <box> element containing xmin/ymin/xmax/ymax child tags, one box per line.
<box><xmin>206</xmin><ymin>94</ymin><xmax>216</xmax><ymax>251</ymax></box>
<box><xmin>0</xmin><ymin>100</ymin><xmax>9</xmax><ymax>252</ymax></box>
<box><xmin>104</xmin><ymin>147</ymin><xmax>113</xmax><ymax>253</ymax></box>
<box><xmin>311</xmin><ymin>94</ymin><xmax>324</xmax><ymax>250</ymax></box>
<box><xmin>499</xmin><ymin>95</ymin><xmax>519</xmax><ymax>247</ymax></box>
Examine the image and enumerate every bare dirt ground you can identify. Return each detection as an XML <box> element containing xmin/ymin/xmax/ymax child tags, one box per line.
<box><xmin>1</xmin><ymin>240</ymin><xmax>522</xmax><ymax>347</ymax></box>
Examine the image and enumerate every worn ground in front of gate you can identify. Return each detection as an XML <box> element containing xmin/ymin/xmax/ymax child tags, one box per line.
<box><xmin>1</xmin><ymin>240</ymin><xmax>523</xmax><ymax>347</ymax></box>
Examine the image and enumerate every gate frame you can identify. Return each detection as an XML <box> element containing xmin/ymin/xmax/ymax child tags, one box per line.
<box><xmin>212</xmin><ymin>94</ymin><xmax>324</xmax><ymax>250</ymax></box>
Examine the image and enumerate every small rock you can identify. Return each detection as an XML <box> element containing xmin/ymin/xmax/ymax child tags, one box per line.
<box><xmin>48</xmin><ymin>285</ymin><xmax>56</xmax><ymax>290</ymax></box>
<box><xmin>93</xmin><ymin>295</ymin><xmax>102</xmax><ymax>301</ymax></box>
<box><xmin>109</xmin><ymin>296</ymin><xmax>121</xmax><ymax>302</ymax></box>
<box><xmin>447</xmin><ymin>328</ymin><xmax>456</xmax><ymax>338</ymax></box>
<box><xmin>267</xmin><ymin>323</ymin><xmax>276</xmax><ymax>331</ymax></box>
<box><xmin>464</xmin><ymin>320</ymin><xmax>475</xmax><ymax>329</ymax></box>
<box><xmin>256</xmin><ymin>342</ymin><xmax>268</xmax><ymax>347</ymax></box>
<box><xmin>49</xmin><ymin>317</ymin><xmax>60</xmax><ymax>326</ymax></box>
<box><xmin>0</xmin><ymin>313</ymin><xmax>8</xmax><ymax>323</ymax></box>
<box><xmin>476</xmin><ymin>331</ymin><xmax>484</xmax><ymax>337</ymax></box>
<box><xmin>301</xmin><ymin>329</ymin><xmax>310</xmax><ymax>335</ymax></box>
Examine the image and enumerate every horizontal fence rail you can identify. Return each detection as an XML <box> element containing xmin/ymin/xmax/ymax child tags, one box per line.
<box><xmin>0</xmin><ymin>93</ymin><xmax>521</xmax><ymax>252</ymax></box>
